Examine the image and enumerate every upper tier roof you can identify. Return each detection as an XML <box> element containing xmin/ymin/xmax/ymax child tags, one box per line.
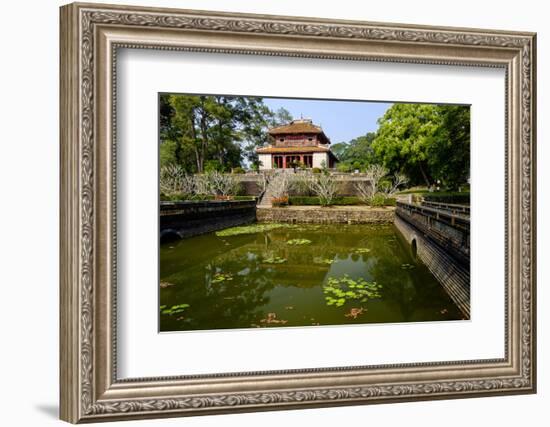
<box><xmin>269</xmin><ymin>118</ymin><xmax>323</xmax><ymax>136</ymax></box>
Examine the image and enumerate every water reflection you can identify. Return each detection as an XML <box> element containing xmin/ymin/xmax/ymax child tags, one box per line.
<box><xmin>160</xmin><ymin>224</ymin><xmax>463</xmax><ymax>332</ymax></box>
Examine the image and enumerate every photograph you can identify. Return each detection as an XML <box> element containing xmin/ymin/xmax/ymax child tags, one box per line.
<box><xmin>158</xmin><ymin>94</ymin><xmax>471</xmax><ymax>332</ymax></box>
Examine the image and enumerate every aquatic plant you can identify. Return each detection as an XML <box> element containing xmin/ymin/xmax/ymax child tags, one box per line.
<box><xmin>212</xmin><ymin>272</ymin><xmax>234</xmax><ymax>283</ymax></box>
<box><xmin>313</xmin><ymin>257</ymin><xmax>335</xmax><ymax>265</ymax></box>
<box><xmin>263</xmin><ymin>256</ymin><xmax>287</xmax><ymax>264</ymax></box>
<box><xmin>161</xmin><ymin>303</ymin><xmax>190</xmax><ymax>315</ymax></box>
<box><xmin>323</xmin><ymin>275</ymin><xmax>382</xmax><ymax>307</ymax></box>
<box><xmin>400</xmin><ymin>263</ymin><xmax>415</xmax><ymax>269</ymax></box>
<box><xmin>286</xmin><ymin>238</ymin><xmax>312</xmax><ymax>246</ymax></box>
<box><xmin>216</xmin><ymin>223</ymin><xmax>292</xmax><ymax>237</ymax></box>
<box><xmin>353</xmin><ymin>248</ymin><xmax>371</xmax><ymax>254</ymax></box>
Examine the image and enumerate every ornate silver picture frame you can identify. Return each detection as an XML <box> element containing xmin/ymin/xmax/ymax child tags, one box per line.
<box><xmin>60</xmin><ymin>2</ymin><xmax>536</xmax><ymax>423</ymax></box>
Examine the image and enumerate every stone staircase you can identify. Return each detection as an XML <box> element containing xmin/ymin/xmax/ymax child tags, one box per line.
<box><xmin>258</xmin><ymin>178</ymin><xmax>276</xmax><ymax>208</ymax></box>
<box><xmin>258</xmin><ymin>170</ymin><xmax>290</xmax><ymax>208</ymax></box>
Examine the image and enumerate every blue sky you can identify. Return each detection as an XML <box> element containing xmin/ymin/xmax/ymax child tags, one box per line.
<box><xmin>263</xmin><ymin>97</ymin><xmax>392</xmax><ymax>144</ymax></box>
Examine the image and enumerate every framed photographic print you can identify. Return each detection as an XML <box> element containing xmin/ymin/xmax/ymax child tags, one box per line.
<box><xmin>60</xmin><ymin>2</ymin><xmax>537</xmax><ymax>423</ymax></box>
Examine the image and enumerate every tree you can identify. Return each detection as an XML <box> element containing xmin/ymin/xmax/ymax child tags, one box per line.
<box><xmin>429</xmin><ymin>105</ymin><xmax>470</xmax><ymax>189</ymax></box>
<box><xmin>330</xmin><ymin>133</ymin><xmax>376</xmax><ymax>171</ymax></box>
<box><xmin>380</xmin><ymin>173</ymin><xmax>409</xmax><ymax>196</ymax></box>
<box><xmin>307</xmin><ymin>173</ymin><xmax>338</xmax><ymax>206</ymax></box>
<box><xmin>371</xmin><ymin>103</ymin><xmax>469</xmax><ymax>189</ymax></box>
<box><xmin>354</xmin><ymin>164</ymin><xmax>388</xmax><ymax>203</ymax></box>
<box><xmin>160</xmin><ymin>94</ymin><xmax>274</xmax><ymax>173</ymax></box>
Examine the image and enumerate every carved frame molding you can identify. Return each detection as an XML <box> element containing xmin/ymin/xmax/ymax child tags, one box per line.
<box><xmin>60</xmin><ymin>2</ymin><xmax>536</xmax><ymax>423</ymax></box>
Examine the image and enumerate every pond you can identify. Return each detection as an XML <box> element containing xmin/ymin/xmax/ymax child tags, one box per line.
<box><xmin>159</xmin><ymin>223</ymin><xmax>464</xmax><ymax>332</ymax></box>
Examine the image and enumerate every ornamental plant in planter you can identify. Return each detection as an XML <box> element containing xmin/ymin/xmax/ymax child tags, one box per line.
<box><xmin>271</xmin><ymin>196</ymin><xmax>289</xmax><ymax>207</ymax></box>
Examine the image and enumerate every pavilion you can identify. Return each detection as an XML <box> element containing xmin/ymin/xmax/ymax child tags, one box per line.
<box><xmin>256</xmin><ymin>118</ymin><xmax>339</xmax><ymax>170</ymax></box>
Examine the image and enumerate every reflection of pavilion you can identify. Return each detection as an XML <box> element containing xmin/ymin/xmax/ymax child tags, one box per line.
<box><xmin>257</xmin><ymin>118</ymin><xmax>338</xmax><ymax>170</ymax></box>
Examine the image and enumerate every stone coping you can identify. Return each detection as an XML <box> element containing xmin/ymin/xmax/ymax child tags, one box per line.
<box><xmin>257</xmin><ymin>205</ymin><xmax>395</xmax><ymax>212</ymax></box>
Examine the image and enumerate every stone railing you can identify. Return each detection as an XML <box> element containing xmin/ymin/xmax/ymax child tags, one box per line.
<box><xmin>396</xmin><ymin>201</ymin><xmax>470</xmax><ymax>265</ymax></box>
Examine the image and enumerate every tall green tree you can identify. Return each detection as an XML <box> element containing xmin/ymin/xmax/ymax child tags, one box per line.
<box><xmin>371</xmin><ymin>103</ymin><xmax>469</xmax><ymax>189</ymax></box>
<box><xmin>332</xmin><ymin>132</ymin><xmax>376</xmax><ymax>172</ymax></box>
<box><xmin>160</xmin><ymin>94</ymin><xmax>275</xmax><ymax>173</ymax></box>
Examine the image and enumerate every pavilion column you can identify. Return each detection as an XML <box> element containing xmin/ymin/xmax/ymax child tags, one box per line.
<box><xmin>300</xmin><ymin>155</ymin><xmax>304</xmax><ymax>165</ymax></box>
<box><xmin>283</xmin><ymin>156</ymin><xmax>287</xmax><ymax>169</ymax></box>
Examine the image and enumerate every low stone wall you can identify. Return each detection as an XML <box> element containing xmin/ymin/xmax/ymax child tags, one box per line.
<box><xmin>256</xmin><ymin>206</ymin><xmax>394</xmax><ymax>224</ymax></box>
<box><xmin>394</xmin><ymin>215</ymin><xmax>470</xmax><ymax>318</ymax></box>
<box><xmin>160</xmin><ymin>200</ymin><xmax>256</xmax><ymax>242</ymax></box>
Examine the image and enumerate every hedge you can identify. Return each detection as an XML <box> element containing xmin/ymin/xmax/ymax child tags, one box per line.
<box><xmin>160</xmin><ymin>194</ymin><xmax>256</xmax><ymax>202</ymax></box>
<box><xmin>422</xmin><ymin>192</ymin><xmax>470</xmax><ymax>204</ymax></box>
<box><xmin>288</xmin><ymin>196</ymin><xmax>396</xmax><ymax>207</ymax></box>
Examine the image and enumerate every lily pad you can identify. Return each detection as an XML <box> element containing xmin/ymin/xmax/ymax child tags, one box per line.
<box><xmin>400</xmin><ymin>263</ymin><xmax>415</xmax><ymax>270</ymax></box>
<box><xmin>353</xmin><ymin>248</ymin><xmax>371</xmax><ymax>254</ymax></box>
<box><xmin>212</xmin><ymin>272</ymin><xmax>234</xmax><ymax>283</ymax></box>
<box><xmin>313</xmin><ymin>257</ymin><xmax>335</xmax><ymax>265</ymax></box>
<box><xmin>216</xmin><ymin>223</ymin><xmax>293</xmax><ymax>237</ymax></box>
<box><xmin>161</xmin><ymin>303</ymin><xmax>190</xmax><ymax>316</ymax></box>
<box><xmin>286</xmin><ymin>238</ymin><xmax>312</xmax><ymax>246</ymax></box>
<box><xmin>323</xmin><ymin>275</ymin><xmax>382</xmax><ymax>307</ymax></box>
<box><xmin>263</xmin><ymin>256</ymin><xmax>287</xmax><ymax>264</ymax></box>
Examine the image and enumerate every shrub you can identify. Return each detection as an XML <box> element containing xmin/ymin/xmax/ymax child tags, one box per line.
<box><xmin>308</xmin><ymin>173</ymin><xmax>338</xmax><ymax>206</ymax></box>
<box><xmin>311</xmin><ymin>167</ymin><xmax>322</xmax><ymax>174</ymax></box>
<box><xmin>232</xmin><ymin>167</ymin><xmax>245</xmax><ymax>174</ymax></box>
<box><xmin>208</xmin><ymin>171</ymin><xmax>240</xmax><ymax>197</ymax></box>
<box><xmin>288</xmin><ymin>196</ymin><xmax>321</xmax><ymax>205</ymax></box>
<box><xmin>289</xmin><ymin>196</ymin><xmax>360</xmax><ymax>206</ymax></box>
<box><xmin>423</xmin><ymin>192</ymin><xmax>470</xmax><ymax>204</ymax></box>
<box><xmin>271</xmin><ymin>196</ymin><xmax>289</xmax><ymax>207</ymax></box>
<box><xmin>369</xmin><ymin>194</ymin><xmax>386</xmax><ymax>207</ymax></box>
<box><xmin>288</xmin><ymin>195</ymin><xmax>396</xmax><ymax>207</ymax></box>
<box><xmin>291</xmin><ymin>174</ymin><xmax>314</xmax><ymax>196</ymax></box>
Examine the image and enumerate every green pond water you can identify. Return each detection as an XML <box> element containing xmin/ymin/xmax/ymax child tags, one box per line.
<box><xmin>159</xmin><ymin>223</ymin><xmax>464</xmax><ymax>332</ymax></box>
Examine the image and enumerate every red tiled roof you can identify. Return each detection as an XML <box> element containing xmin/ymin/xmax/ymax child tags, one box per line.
<box><xmin>268</xmin><ymin>120</ymin><xmax>323</xmax><ymax>135</ymax></box>
<box><xmin>256</xmin><ymin>146</ymin><xmax>330</xmax><ymax>154</ymax></box>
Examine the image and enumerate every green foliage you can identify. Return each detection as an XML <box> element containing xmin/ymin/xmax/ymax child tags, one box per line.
<box><xmin>422</xmin><ymin>192</ymin><xmax>470</xmax><ymax>204</ymax></box>
<box><xmin>232</xmin><ymin>166</ymin><xmax>245</xmax><ymax>174</ymax></box>
<box><xmin>160</xmin><ymin>94</ymin><xmax>280</xmax><ymax>173</ymax></box>
<box><xmin>204</xmin><ymin>159</ymin><xmax>225</xmax><ymax>172</ymax></box>
<box><xmin>353</xmin><ymin>248</ymin><xmax>371</xmax><ymax>254</ymax></box>
<box><xmin>369</xmin><ymin>193</ymin><xmax>387</xmax><ymax>207</ymax></box>
<box><xmin>311</xmin><ymin>167</ymin><xmax>322</xmax><ymax>174</ymax></box>
<box><xmin>323</xmin><ymin>275</ymin><xmax>382</xmax><ymax>307</ymax></box>
<box><xmin>212</xmin><ymin>272</ymin><xmax>233</xmax><ymax>283</ymax></box>
<box><xmin>215</xmin><ymin>223</ymin><xmax>293</xmax><ymax>237</ymax></box>
<box><xmin>262</xmin><ymin>256</ymin><xmax>287</xmax><ymax>264</ymax></box>
<box><xmin>372</xmin><ymin>104</ymin><xmax>470</xmax><ymax>189</ymax></box>
<box><xmin>313</xmin><ymin>257</ymin><xmax>335</xmax><ymax>265</ymax></box>
<box><xmin>286</xmin><ymin>238</ymin><xmax>312</xmax><ymax>246</ymax></box>
<box><xmin>331</xmin><ymin>133</ymin><xmax>377</xmax><ymax>171</ymax></box>
<box><xmin>161</xmin><ymin>303</ymin><xmax>190</xmax><ymax>316</ymax></box>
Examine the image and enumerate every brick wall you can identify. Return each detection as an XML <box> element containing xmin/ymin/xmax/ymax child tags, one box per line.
<box><xmin>256</xmin><ymin>207</ymin><xmax>394</xmax><ymax>224</ymax></box>
<box><xmin>394</xmin><ymin>216</ymin><xmax>470</xmax><ymax>318</ymax></box>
